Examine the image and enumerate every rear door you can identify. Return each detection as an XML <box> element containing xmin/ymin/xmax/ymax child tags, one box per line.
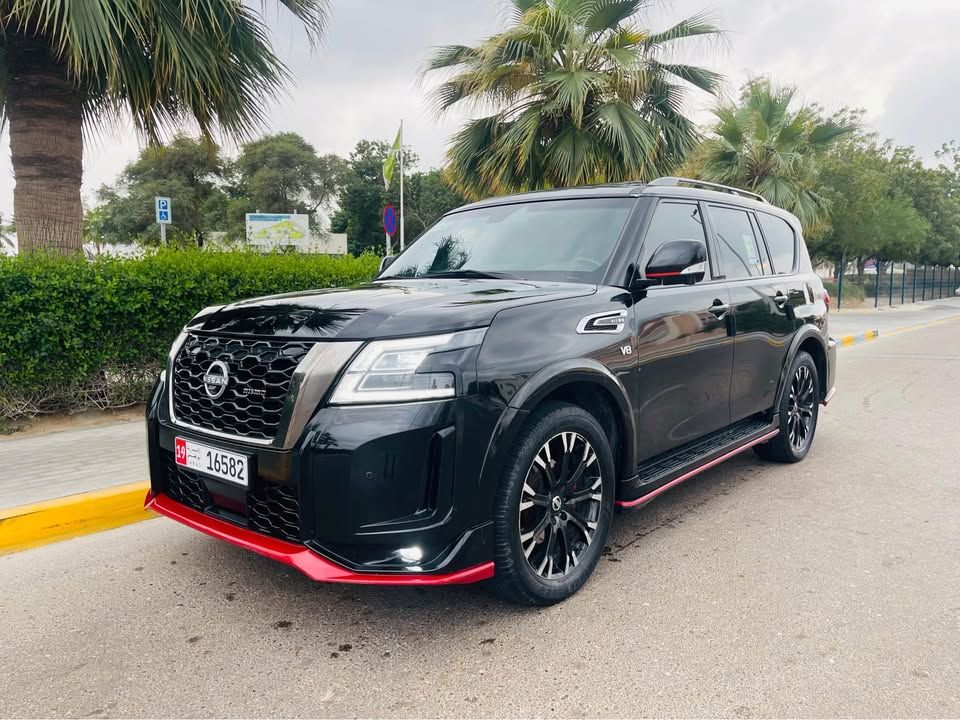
<box><xmin>706</xmin><ymin>204</ymin><xmax>797</xmax><ymax>421</ymax></box>
<box><xmin>632</xmin><ymin>200</ymin><xmax>734</xmax><ymax>461</ymax></box>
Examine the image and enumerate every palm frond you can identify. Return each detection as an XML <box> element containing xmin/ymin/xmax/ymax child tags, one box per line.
<box><xmin>581</xmin><ymin>0</ymin><xmax>644</xmax><ymax>35</ymax></box>
<box><xmin>644</xmin><ymin>12</ymin><xmax>721</xmax><ymax>47</ymax></box>
<box><xmin>651</xmin><ymin>62</ymin><xmax>723</xmax><ymax>95</ymax></box>
<box><xmin>1</xmin><ymin>0</ymin><xmax>330</xmax><ymax>144</ymax></box>
<box><xmin>426</xmin><ymin>0</ymin><xmax>722</xmax><ymax>197</ymax></box>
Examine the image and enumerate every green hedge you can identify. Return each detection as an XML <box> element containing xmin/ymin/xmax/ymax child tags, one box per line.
<box><xmin>0</xmin><ymin>249</ymin><xmax>380</xmax><ymax>420</ymax></box>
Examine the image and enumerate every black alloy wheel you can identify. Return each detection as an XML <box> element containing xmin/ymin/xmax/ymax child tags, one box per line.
<box><xmin>787</xmin><ymin>364</ymin><xmax>816</xmax><ymax>453</ymax></box>
<box><xmin>491</xmin><ymin>402</ymin><xmax>615</xmax><ymax>605</ymax></box>
<box><xmin>518</xmin><ymin>431</ymin><xmax>603</xmax><ymax>580</ymax></box>
<box><xmin>755</xmin><ymin>351</ymin><xmax>820</xmax><ymax>463</ymax></box>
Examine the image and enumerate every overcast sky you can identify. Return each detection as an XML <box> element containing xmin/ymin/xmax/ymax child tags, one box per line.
<box><xmin>1</xmin><ymin>0</ymin><xmax>958</xmax><ymax>217</ymax></box>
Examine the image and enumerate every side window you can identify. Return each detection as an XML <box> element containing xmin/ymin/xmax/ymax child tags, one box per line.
<box><xmin>642</xmin><ymin>202</ymin><xmax>708</xmax><ymax>284</ymax></box>
<box><xmin>710</xmin><ymin>206</ymin><xmax>763</xmax><ymax>279</ymax></box>
<box><xmin>757</xmin><ymin>213</ymin><xmax>797</xmax><ymax>274</ymax></box>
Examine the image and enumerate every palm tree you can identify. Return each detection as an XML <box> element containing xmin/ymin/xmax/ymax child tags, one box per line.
<box><xmin>0</xmin><ymin>0</ymin><xmax>328</xmax><ymax>253</ymax></box>
<box><xmin>425</xmin><ymin>0</ymin><xmax>722</xmax><ymax>199</ymax></box>
<box><xmin>696</xmin><ymin>78</ymin><xmax>854</xmax><ymax>232</ymax></box>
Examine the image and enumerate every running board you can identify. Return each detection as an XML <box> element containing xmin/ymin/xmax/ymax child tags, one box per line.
<box><xmin>617</xmin><ymin>418</ymin><xmax>778</xmax><ymax>508</ymax></box>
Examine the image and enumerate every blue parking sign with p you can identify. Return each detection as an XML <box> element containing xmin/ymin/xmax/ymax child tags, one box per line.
<box><xmin>155</xmin><ymin>196</ymin><xmax>172</xmax><ymax>224</ymax></box>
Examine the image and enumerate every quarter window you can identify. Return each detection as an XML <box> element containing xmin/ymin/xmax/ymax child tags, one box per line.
<box><xmin>710</xmin><ymin>206</ymin><xmax>763</xmax><ymax>279</ymax></box>
<box><xmin>757</xmin><ymin>213</ymin><xmax>797</xmax><ymax>274</ymax></box>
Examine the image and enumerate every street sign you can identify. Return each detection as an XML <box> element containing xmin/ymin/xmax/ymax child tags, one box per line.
<box><xmin>155</xmin><ymin>196</ymin><xmax>172</xmax><ymax>224</ymax></box>
<box><xmin>382</xmin><ymin>204</ymin><xmax>397</xmax><ymax>237</ymax></box>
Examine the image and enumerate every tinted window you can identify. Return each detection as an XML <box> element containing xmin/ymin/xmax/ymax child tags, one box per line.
<box><xmin>379</xmin><ymin>198</ymin><xmax>634</xmax><ymax>284</ymax></box>
<box><xmin>711</xmin><ymin>206</ymin><xmax>763</xmax><ymax>279</ymax></box>
<box><xmin>645</xmin><ymin>202</ymin><xmax>707</xmax><ymax>270</ymax></box>
<box><xmin>758</xmin><ymin>213</ymin><xmax>797</xmax><ymax>274</ymax></box>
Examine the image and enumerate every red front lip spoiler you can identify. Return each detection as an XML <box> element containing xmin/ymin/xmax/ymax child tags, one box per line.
<box><xmin>144</xmin><ymin>491</ymin><xmax>494</xmax><ymax>585</ymax></box>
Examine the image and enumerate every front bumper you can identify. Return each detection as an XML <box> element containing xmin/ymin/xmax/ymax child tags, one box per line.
<box><xmin>145</xmin><ymin>491</ymin><xmax>493</xmax><ymax>584</ymax></box>
<box><xmin>147</xmin><ymin>378</ymin><xmax>505</xmax><ymax>584</ymax></box>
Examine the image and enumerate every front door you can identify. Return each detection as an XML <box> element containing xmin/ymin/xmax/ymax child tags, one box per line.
<box><xmin>632</xmin><ymin>200</ymin><xmax>735</xmax><ymax>462</ymax></box>
<box><xmin>706</xmin><ymin>204</ymin><xmax>796</xmax><ymax>421</ymax></box>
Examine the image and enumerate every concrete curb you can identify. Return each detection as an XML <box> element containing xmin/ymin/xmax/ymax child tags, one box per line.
<box><xmin>837</xmin><ymin>330</ymin><xmax>880</xmax><ymax>347</ymax></box>
<box><xmin>0</xmin><ymin>481</ymin><xmax>152</xmax><ymax>555</ymax></box>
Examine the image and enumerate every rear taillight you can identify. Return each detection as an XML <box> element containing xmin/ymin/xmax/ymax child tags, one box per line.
<box><xmin>823</xmin><ymin>289</ymin><xmax>830</xmax><ymax>311</ymax></box>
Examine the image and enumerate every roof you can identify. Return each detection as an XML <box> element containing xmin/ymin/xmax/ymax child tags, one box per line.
<box><xmin>449</xmin><ymin>177</ymin><xmax>799</xmax><ymax>225</ymax></box>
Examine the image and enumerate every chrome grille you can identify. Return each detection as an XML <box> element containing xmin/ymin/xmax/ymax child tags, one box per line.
<box><xmin>171</xmin><ymin>334</ymin><xmax>312</xmax><ymax>442</ymax></box>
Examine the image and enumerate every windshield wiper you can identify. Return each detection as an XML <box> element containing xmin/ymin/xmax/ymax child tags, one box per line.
<box><xmin>421</xmin><ymin>269</ymin><xmax>515</xmax><ymax>280</ymax></box>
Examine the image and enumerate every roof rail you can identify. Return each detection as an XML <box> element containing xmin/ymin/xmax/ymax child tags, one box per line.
<box><xmin>648</xmin><ymin>177</ymin><xmax>768</xmax><ymax>204</ymax></box>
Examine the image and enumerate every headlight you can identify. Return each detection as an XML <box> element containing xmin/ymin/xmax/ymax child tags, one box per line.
<box><xmin>329</xmin><ymin>328</ymin><xmax>486</xmax><ymax>405</ymax></box>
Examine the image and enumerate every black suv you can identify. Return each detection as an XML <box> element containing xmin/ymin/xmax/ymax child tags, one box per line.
<box><xmin>146</xmin><ymin>177</ymin><xmax>836</xmax><ymax>605</ymax></box>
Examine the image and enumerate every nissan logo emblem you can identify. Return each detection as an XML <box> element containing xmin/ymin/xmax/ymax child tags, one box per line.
<box><xmin>202</xmin><ymin>360</ymin><xmax>230</xmax><ymax>399</ymax></box>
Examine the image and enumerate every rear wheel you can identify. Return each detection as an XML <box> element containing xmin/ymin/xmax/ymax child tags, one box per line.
<box><xmin>491</xmin><ymin>402</ymin><xmax>615</xmax><ymax>605</ymax></box>
<box><xmin>755</xmin><ymin>351</ymin><xmax>820</xmax><ymax>463</ymax></box>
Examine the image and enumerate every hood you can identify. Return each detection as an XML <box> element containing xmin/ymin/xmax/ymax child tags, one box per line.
<box><xmin>188</xmin><ymin>279</ymin><xmax>597</xmax><ymax>339</ymax></box>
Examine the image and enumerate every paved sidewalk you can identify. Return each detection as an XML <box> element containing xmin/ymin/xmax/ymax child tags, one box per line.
<box><xmin>0</xmin><ymin>421</ymin><xmax>147</xmax><ymax>507</ymax></box>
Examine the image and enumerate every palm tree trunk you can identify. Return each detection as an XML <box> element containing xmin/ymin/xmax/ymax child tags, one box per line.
<box><xmin>5</xmin><ymin>33</ymin><xmax>84</xmax><ymax>254</ymax></box>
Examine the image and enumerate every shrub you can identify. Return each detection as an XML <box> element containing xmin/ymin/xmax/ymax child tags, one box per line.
<box><xmin>0</xmin><ymin>249</ymin><xmax>380</xmax><ymax>420</ymax></box>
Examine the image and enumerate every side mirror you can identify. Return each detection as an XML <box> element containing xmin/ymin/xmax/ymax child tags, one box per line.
<box><xmin>642</xmin><ymin>240</ymin><xmax>707</xmax><ymax>286</ymax></box>
<box><xmin>379</xmin><ymin>255</ymin><xmax>396</xmax><ymax>273</ymax></box>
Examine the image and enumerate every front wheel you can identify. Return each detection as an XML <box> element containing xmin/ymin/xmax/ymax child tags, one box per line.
<box><xmin>755</xmin><ymin>351</ymin><xmax>820</xmax><ymax>463</ymax></box>
<box><xmin>491</xmin><ymin>402</ymin><xmax>615</xmax><ymax>605</ymax></box>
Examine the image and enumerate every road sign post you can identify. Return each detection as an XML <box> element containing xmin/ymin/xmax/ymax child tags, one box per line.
<box><xmin>382</xmin><ymin>204</ymin><xmax>397</xmax><ymax>256</ymax></box>
<box><xmin>155</xmin><ymin>196</ymin><xmax>172</xmax><ymax>244</ymax></box>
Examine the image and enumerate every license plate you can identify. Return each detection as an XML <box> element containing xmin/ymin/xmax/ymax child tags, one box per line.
<box><xmin>175</xmin><ymin>437</ymin><xmax>249</xmax><ymax>487</ymax></box>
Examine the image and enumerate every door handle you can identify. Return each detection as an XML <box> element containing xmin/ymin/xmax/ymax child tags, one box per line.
<box><xmin>774</xmin><ymin>292</ymin><xmax>789</xmax><ymax>307</ymax></box>
<box><xmin>709</xmin><ymin>300</ymin><xmax>730</xmax><ymax>317</ymax></box>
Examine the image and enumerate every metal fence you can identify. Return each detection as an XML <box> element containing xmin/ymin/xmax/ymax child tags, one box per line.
<box><xmin>835</xmin><ymin>264</ymin><xmax>959</xmax><ymax>310</ymax></box>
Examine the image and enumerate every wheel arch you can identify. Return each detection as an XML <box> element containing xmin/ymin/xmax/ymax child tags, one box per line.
<box><xmin>478</xmin><ymin>360</ymin><xmax>637</xmax><ymax>496</ymax></box>
<box><xmin>775</xmin><ymin>326</ymin><xmax>829</xmax><ymax>410</ymax></box>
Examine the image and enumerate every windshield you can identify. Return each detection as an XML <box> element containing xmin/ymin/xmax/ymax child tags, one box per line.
<box><xmin>379</xmin><ymin>197</ymin><xmax>635</xmax><ymax>283</ymax></box>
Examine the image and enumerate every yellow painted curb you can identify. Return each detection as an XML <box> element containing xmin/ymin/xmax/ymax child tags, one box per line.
<box><xmin>0</xmin><ymin>481</ymin><xmax>153</xmax><ymax>555</ymax></box>
<box><xmin>838</xmin><ymin>330</ymin><xmax>879</xmax><ymax>347</ymax></box>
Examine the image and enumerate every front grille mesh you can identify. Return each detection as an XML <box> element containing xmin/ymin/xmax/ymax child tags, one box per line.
<box><xmin>165</xmin><ymin>458</ymin><xmax>210</xmax><ymax>512</ymax></box>
<box><xmin>248</xmin><ymin>484</ymin><xmax>302</xmax><ymax>542</ymax></box>
<box><xmin>172</xmin><ymin>334</ymin><xmax>313</xmax><ymax>441</ymax></box>
<box><xmin>163</xmin><ymin>455</ymin><xmax>301</xmax><ymax>543</ymax></box>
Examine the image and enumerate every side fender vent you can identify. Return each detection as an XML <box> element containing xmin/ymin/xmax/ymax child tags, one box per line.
<box><xmin>576</xmin><ymin>310</ymin><xmax>627</xmax><ymax>335</ymax></box>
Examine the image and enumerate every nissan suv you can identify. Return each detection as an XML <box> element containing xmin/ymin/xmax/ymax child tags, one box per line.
<box><xmin>146</xmin><ymin>177</ymin><xmax>836</xmax><ymax>605</ymax></box>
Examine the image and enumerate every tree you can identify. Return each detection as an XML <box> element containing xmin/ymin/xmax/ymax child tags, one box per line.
<box><xmin>889</xmin><ymin>145</ymin><xmax>960</xmax><ymax>266</ymax></box>
<box><xmin>330</xmin><ymin>140</ymin><xmax>465</xmax><ymax>255</ymax></box>
<box><xmin>813</xmin><ymin>133</ymin><xmax>928</xmax><ymax>275</ymax></box>
<box><xmin>404</xmin><ymin>170</ymin><xmax>470</xmax><ymax>237</ymax></box>
<box><xmin>0</xmin><ymin>0</ymin><xmax>328</xmax><ymax>253</ymax></box>
<box><xmin>93</xmin><ymin>136</ymin><xmax>229</xmax><ymax>245</ymax></box>
<box><xmin>695</xmin><ymin>78</ymin><xmax>854</xmax><ymax>233</ymax></box>
<box><xmin>229</xmin><ymin>133</ymin><xmax>347</xmax><ymax>229</ymax></box>
<box><xmin>425</xmin><ymin>0</ymin><xmax>722</xmax><ymax>199</ymax></box>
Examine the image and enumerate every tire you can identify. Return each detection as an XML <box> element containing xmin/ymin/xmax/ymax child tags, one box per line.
<box><xmin>755</xmin><ymin>351</ymin><xmax>820</xmax><ymax>463</ymax></box>
<box><xmin>490</xmin><ymin>401</ymin><xmax>615</xmax><ymax>606</ymax></box>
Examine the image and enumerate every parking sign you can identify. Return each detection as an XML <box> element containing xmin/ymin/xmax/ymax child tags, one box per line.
<box><xmin>155</xmin><ymin>196</ymin><xmax>172</xmax><ymax>224</ymax></box>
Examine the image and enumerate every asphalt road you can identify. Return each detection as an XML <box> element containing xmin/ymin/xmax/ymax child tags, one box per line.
<box><xmin>3</xmin><ymin>320</ymin><xmax>959</xmax><ymax>718</ymax></box>
<box><xmin>829</xmin><ymin>296</ymin><xmax>960</xmax><ymax>338</ymax></box>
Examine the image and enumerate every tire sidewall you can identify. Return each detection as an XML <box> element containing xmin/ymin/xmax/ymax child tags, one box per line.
<box><xmin>495</xmin><ymin>403</ymin><xmax>616</xmax><ymax>604</ymax></box>
<box><xmin>778</xmin><ymin>351</ymin><xmax>820</xmax><ymax>461</ymax></box>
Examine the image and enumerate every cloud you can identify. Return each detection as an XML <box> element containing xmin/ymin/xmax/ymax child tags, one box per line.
<box><xmin>0</xmin><ymin>0</ymin><xmax>956</xmax><ymax>217</ymax></box>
